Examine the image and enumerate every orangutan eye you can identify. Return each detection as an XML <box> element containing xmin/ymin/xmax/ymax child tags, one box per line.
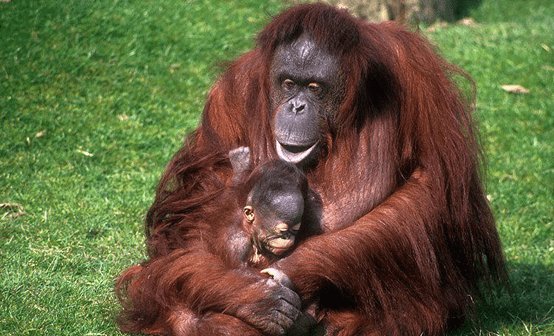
<box><xmin>308</xmin><ymin>82</ymin><xmax>322</xmax><ymax>94</ymax></box>
<box><xmin>282</xmin><ymin>79</ymin><xmax>296</xmax><ymax>91</ymax></box>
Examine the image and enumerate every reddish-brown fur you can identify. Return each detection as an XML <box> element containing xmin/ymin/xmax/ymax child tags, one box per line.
<box><xmin>117</xmin><ymin>157</ymin><xmax>318</xmax><ymax>335</ymax></box>
<box><xmin>116</xmin><ymin>4</ymin><xmax>507</xmax><ymax>335</ymax></box>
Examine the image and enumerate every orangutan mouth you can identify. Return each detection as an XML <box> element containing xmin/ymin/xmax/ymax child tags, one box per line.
<box><xmin>275</xmin><ymin>140</ymin><xmax>318</xmax><ymax>164</ymax></box>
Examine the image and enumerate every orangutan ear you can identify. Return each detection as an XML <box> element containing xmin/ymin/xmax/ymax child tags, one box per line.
<box><xmin>243</xmin><ymin>206</ymin><xmax>255</xmax><ymax>223</ymax></box>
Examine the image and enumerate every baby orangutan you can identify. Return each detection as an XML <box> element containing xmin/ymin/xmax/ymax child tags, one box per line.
<box><xmin>242</xmin><ymin>166</ymin><xmax>304</xmax><ymax>264</ymax></box>
<box><xmin>227</xmin><ymin>147</ymin><xmax>319</xmax><ymax>269</ymax></box>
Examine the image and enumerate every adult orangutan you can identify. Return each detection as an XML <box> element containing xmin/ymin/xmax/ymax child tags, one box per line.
<box><xmin>116</xmin><ymin>3</ymin><xmax>507</xmax><ymax>336</ymax></box>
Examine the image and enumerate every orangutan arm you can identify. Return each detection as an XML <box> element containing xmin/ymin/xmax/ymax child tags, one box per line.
<box><xmin>118</xmin><ymin>242</ymin><xmax>303</xmax><ymax>336</ymax></box>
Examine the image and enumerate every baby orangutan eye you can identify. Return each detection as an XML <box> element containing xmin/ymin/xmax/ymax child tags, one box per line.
<box><xmin>289</xmin><ymin>223</ymin><xmax>301</xmax><ymax>234</ymax></box>
<box><xmin>275</xmin><ymin>223</ymin><xmax>289</xmax><ymax>233</ymax></box>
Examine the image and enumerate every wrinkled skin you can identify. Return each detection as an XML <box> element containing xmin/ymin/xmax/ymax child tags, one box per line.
<box><xmin>235</xmin><ymin>270</ymin><xmax>315</xmax><ymax>336</ymax></box>
<box><xmin>229</xmin><ymin>148</ymin><xmax>310</xmax><ymax>265</ymax></box>
<box><xmin>251</xmin><ymin>37</ymin><xmax>342</xmax><ymax>333</ymax></box>
<box><xmin>233</xmin><ymin>277</ymin><xmax>302</xmax><ymax>335</ymax></box>
<box><xmin>226</xmin><ymin>150</ymin><xmax>318</xmax><ymax>334</ymax></box>
<box><xmin>244</xmin><ymin>175</ymin><xmax>304</xmax><ymax>257</ymax></box>
<box><xmin>270</xmin><ymin>36</ymin><xmax>342</xmax><ymax>165</ymax></box>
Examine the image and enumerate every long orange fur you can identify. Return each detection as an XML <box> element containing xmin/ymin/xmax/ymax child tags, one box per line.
<box><xmin>116</xmin><ymin>4</ymin><xmax>507</xmax><ymax>335</ymax></box>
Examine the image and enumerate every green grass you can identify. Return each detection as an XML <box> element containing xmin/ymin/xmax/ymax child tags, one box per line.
<box><xmin>428</xmin><ymin>2</ymin><xmax>554</xmax><ymax>334</ymax></box>
<box><xmin>1</xmin><ymin>0</ymin><xmax>552</xmax><ymax>335</ymax></box>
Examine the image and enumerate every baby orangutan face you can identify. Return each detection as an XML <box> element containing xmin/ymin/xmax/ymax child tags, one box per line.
<box><xmin>243</xmin><ymin>188</ymin><xmax>304</xmax><ymax>256</ymax></box>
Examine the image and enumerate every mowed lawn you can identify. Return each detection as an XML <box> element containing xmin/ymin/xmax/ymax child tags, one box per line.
<box><xmin>1</xmin><ymin>0</ymin><xmax>552</xmax><ymax>335</ymax></box>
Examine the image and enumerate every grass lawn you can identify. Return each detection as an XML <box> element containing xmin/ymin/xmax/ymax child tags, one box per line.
<box><xmin>1</xmin><ymin>0</ymin><xmax>552</xmax><ymax>335</ymax></box>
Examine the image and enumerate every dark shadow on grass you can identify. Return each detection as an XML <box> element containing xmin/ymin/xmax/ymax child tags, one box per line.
<box><xmin>455</xmin><ymin>0</ymin><xmax>483</xmax><ymax>20</ymax></box>
<box><xmin>448</xmin><ymin>261</ymin><xmax>554</xmax><ymax>335</ymax></box>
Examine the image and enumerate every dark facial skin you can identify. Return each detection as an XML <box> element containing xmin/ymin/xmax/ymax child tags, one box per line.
<box><xmin>228</xmin><ymin>148</ymin><xmax>309</xmax><ymax>264</ymax></box>
<box><xmin>243</xmin><ymin>187</ymin><xmax>304</xmax><ymax>257</ymax></box>
<box><xmin>270</xmin><ymin>35</ymin><xmax>342</xmax><ymax>164</ymax></box>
